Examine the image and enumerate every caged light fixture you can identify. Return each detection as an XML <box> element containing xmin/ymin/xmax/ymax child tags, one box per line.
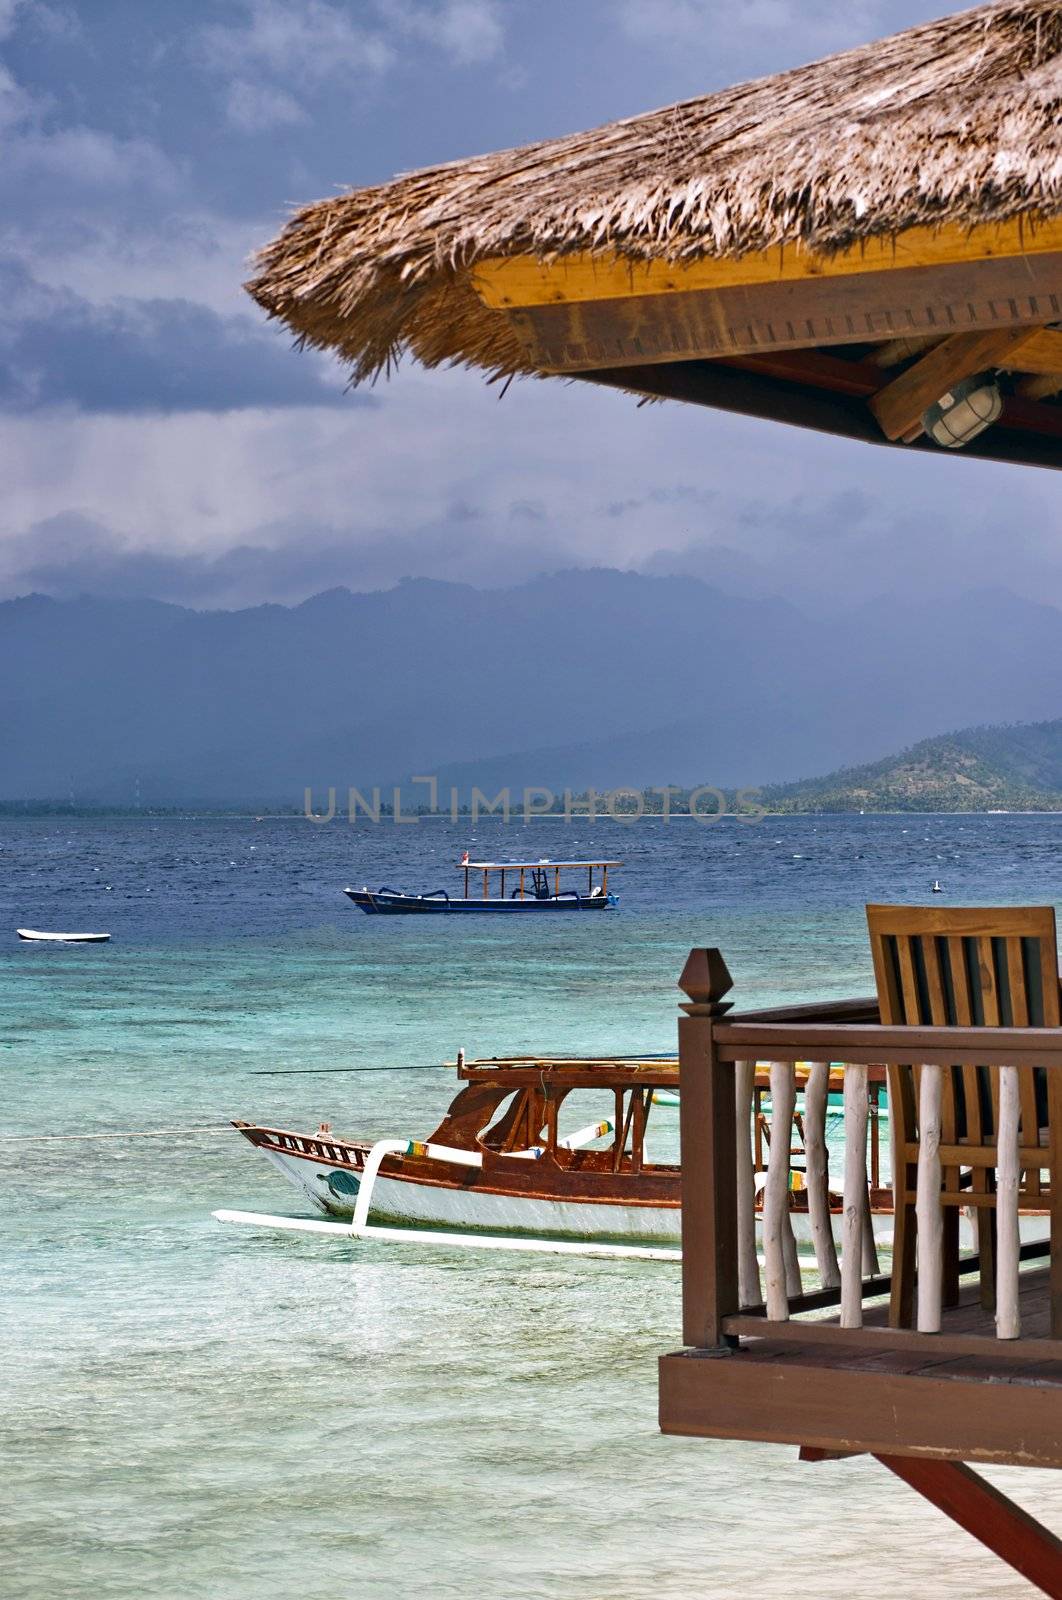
<box><xmin>922</xmin><ymin>371</ymin><xmax>1003</xmax><ymax>448</ymax></box>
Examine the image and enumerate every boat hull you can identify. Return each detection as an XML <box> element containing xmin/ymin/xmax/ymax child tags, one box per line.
<box><xmin>345</xmin><ymin>888</ymin><xmax>617</xmax><ymax>914</ymax></box>
<box><xmin>262</xmin><ymin>1143</ymin><xmax>681</xmax><ymax>1239</ymax></box>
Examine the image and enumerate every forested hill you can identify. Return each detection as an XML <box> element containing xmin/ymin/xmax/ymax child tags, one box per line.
<box><xmin>762</xmin><ymin>721</ymin><xmax>1062</xmax><ymax>813</ymax></box>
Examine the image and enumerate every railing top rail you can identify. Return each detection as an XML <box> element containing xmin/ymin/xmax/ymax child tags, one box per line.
<box><xmin>721</xmin><ymin>996</ymin><xmax>879</xmax><ymax>1024</ymax></box>
<box><xmin>713</xmin><ymin>1019</ymin><xmax>1062</xmax><ymax>1069</ymax></box>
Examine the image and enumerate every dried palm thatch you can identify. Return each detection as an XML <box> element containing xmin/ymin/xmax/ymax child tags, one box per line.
<box><xmin>247</xmin><ymin>0</ymin><xmax>1062</xmax><ymax>386</ymax></box>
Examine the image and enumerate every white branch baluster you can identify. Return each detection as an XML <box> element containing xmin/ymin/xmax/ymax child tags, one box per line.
<box><xmin>735</xmin><ymin>1060</ymin><xmax>762</xmax><ymax>1308</ymax></box>
<box><xmin>841</xmin><ymin>1063</ymin><xmax>869</xmax><ymax>1328</ymax></box>
<box><xmin>916</xmin><ymin>1063</ymin><xmax>944</xmax><ymax>1334</ymax></box>
<box><xmin>860</xmin><ymin>1091</ymin><xmax>880</xmax><ymax>1279</ymax></box>
<box><xmin>782</xmin><ymin>1199</ymin><xmax>803</xmax><ymax>1299</ymax></box>
<box><xmin>765</xmin><ymin>1062</ymin><xmax>797</xmax><ymax>1320</ymax></box>
<box><xmin>804</xmin><ymin>1061</ymin><xmax>841</xmax><ymax>1291</ymax></box>
<box><xmin>996</xmin><ymin>1064</ymin><xmax>1022</xmax><ymax>1340</ymax></box>
<box><xmin>861</xmin><ymin>1195</ymin><xmax>880</xmax><ymax>1279</ymax></box>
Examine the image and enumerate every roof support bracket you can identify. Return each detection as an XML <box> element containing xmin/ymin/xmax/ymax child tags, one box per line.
<box><xmin>868</xmin><ymin>326</ymin><xmax>1045</xmax><ymax>440</ymax></box>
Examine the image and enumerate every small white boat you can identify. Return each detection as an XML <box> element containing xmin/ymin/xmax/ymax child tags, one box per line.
<box><xmin>16</xmin><ymin>929</ymin><xmax>111</xmax><ymax>943</ymax></box>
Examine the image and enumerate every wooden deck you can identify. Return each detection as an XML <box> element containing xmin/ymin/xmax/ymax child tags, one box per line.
<box><xmin>661</xmin><ymin>1267</ymin><xmax>1062</xmax><ymax>1467</ymax></box>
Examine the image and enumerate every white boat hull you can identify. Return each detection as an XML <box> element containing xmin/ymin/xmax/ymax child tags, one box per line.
<box><xmin>259</xmin><ymin>1146</ymin><xmax>681</xmax><ymax>1241</ymax></box>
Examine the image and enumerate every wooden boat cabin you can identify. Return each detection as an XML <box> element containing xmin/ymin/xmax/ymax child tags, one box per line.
<box><xmin>460</xmin><ymin>859</ymin><xmax>619</xmax><ymax>904</ymax></box>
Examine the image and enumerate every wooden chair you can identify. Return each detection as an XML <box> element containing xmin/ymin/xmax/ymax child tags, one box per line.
<box><xmin>866</xmin><ymin>904</ymin><xmax>1059</xmax><ymax>1328</ymax></box>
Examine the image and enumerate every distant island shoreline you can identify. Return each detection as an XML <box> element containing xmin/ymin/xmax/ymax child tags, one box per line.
<box><xmin>3</xmin><ymin>807</ymin><xmax>1062</xmax><ymax>821</ymax></box>
<box><xmin>8</xmin><ymin>717</ymin><xmax>1062</xmax><ymax>819</ymax></box>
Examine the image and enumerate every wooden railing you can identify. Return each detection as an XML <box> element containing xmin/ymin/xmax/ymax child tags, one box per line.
<box><xmin>678</xmin><ymin>948</ymin><xmax>1062</xmax><ymax>1357</ymax></box>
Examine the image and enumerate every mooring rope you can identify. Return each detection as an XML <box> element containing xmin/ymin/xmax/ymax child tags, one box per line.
<box><xmin>0</xmin><ymin>1125</ymin><xmax>231</xmax><ymax>1142</ymax></box>
<box><xmin>250</xmin><ymin>1063</ymin><xmax>449</xmax><ymax>1076</ymax></box>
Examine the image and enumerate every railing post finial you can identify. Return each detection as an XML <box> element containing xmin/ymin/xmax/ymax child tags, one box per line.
<box><xmin>679</xmin><ymin>947</ymin><xmax>734</xmax><ymax>1017</ymax></box>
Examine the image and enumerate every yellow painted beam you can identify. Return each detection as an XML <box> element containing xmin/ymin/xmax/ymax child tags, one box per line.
<box><xmin>473</xmin><ymin>215</ymin><xmax>1062</xmax><ymax>309</ymax></box>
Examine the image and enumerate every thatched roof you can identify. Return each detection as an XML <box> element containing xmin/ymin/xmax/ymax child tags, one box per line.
<box><xmin>247</xmin><ymin>0</ymin><xmax>1062</xmax><ymax>385</ymax></box>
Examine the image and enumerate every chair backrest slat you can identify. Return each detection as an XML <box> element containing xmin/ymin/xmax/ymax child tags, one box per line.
<box><xmin>941</xmin><ymin>934</ymin><xmax>983</xmax><ymax>1143</ymax></box>
<box><xmin>921</xmin><ymin>936</ymin><xmax>947</xmax><ymax>1024</ymax></box>
<box><xmin>922</xmin><ymin>937</ymin><xmax>958</xmax><ymax>1142</ymax></box>
<box><xmin>978</xmin><ymin>936</ymin><xmax>1002</xmax><ymax>1026</ymax></box>
<box><xmin>1007</xmin><ymin>943</ymin><xmax>1030</xmax><ymax>1027</ymax></box>
<box><xmin>947</xmin><ymin>936</ymin><xmax>973</xmax><ymax>1024</ymax></box>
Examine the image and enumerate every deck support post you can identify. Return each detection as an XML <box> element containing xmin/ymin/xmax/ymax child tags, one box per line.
<box><xmin>874</xmin><ymin>1454</ymin><xmax>1062</xmax><ymax>1598</ymax></box>
<box><xmin>678</xmin><ymin>948</ymin><xmax>737</xmax><ymax>1349</ymax></box>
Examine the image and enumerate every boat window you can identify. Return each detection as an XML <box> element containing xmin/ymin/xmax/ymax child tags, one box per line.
<box><xmin>641</xmin><ymin>1092</ymin><xmax>681</xmax><ymax>1168</ymax></box>
<box><xmin>480</xmin><ymin>1088</ymin><xmax>548</xmax><ymax>1152</ymax></box>
<box><xmin>554</xmin><ymin>1090</ymin><xmax>617</xmax><ymax>1151</ymax></box>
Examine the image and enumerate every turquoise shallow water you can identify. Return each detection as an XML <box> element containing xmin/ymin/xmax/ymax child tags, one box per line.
<box><xmin>3</xmin><ymin>814</ymin><xmax>1062</xmax><ymax>1598</ymax></box>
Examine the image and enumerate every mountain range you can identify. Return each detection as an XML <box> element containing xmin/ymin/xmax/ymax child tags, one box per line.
<box><xmin>4</xmin><ymin>571</ymin><xmax>1062</xmax><ymax>805</ymax></box>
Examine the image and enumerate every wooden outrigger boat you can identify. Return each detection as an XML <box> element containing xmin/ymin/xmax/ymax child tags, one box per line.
<box><xmin>229</xmin><ymin>1053</ymin><xmax>931</xmax><ymax>1252</ymax></box>
<box><xmin>227</xmin><ymin>1052</ymin><xmax>1053</xmax><ymax>1254</ymax></box>
<box><xmin>236</xmin><ymin>1056</ymin><xmax>683</xmax><ymax>1245</ymax></box>
<box><xmin>344</xmin><ymin>858</ymin><xmax>620</xmax><ymax>914</ymax></box>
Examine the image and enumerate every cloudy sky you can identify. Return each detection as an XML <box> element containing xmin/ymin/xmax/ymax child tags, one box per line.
<box><xmin>1</xmin><ymin>0</ymin><xmax>1058</xmax><ymax>611</ymax></box>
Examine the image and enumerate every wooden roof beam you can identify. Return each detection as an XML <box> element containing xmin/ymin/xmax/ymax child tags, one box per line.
<box><xmin>867</xmin><ymin>334</ymin><xmax>939</xmax><ymax>369</ymax></box>
<box><xmin>721</xmin><ymin>347</ymin><xmax>1062</xmax><ymax>443</ymax></box>
<box><xmin>578</xmin><ymin>360</ymin><xmax>1062</xmax><ymax>470</ymax></box>
<box><xmin>1017</xmin><ymin>372</ymin><xmax>1062</xmax><ymax>401</ymax></box>
<box><xmin>1001</xmin><ymin>327</ymin><xmax>1062</xmax><ymax>375</ymax></box>
<box><xmin>868</xmin><ymin>326</ymin><xmax>1046</xmax><ymax>441</ymax></box>
<box><xmin>1002</xmin><ymin>393</ymin><xmax>1062</xmax><ymax>438</ymax></box>
<box><xmin>722</xmin><ymin>350</ymin><xmax>882</xmax><ymax>397</ymax></box>
<box><xmin>474</xmin><ymin>220</ymin><xmax>1062</xmax><ymax>311</ymax></box>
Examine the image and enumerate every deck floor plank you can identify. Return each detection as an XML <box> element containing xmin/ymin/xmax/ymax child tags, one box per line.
<box><xmin>660</xmin><ymin>1270</ymin><xmax>1062</xmax><ymax>1465</ymax></box>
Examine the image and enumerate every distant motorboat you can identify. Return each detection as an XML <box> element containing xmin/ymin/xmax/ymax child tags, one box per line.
<box><xmin>16</xmin><ymin>929</ymin><xmax>111</xmax><ymax>943</ymax></box>
<box><xmin>345</xmin><ymin>857</ymin><xmax>620</xmax><ymax>915</ymax></box>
